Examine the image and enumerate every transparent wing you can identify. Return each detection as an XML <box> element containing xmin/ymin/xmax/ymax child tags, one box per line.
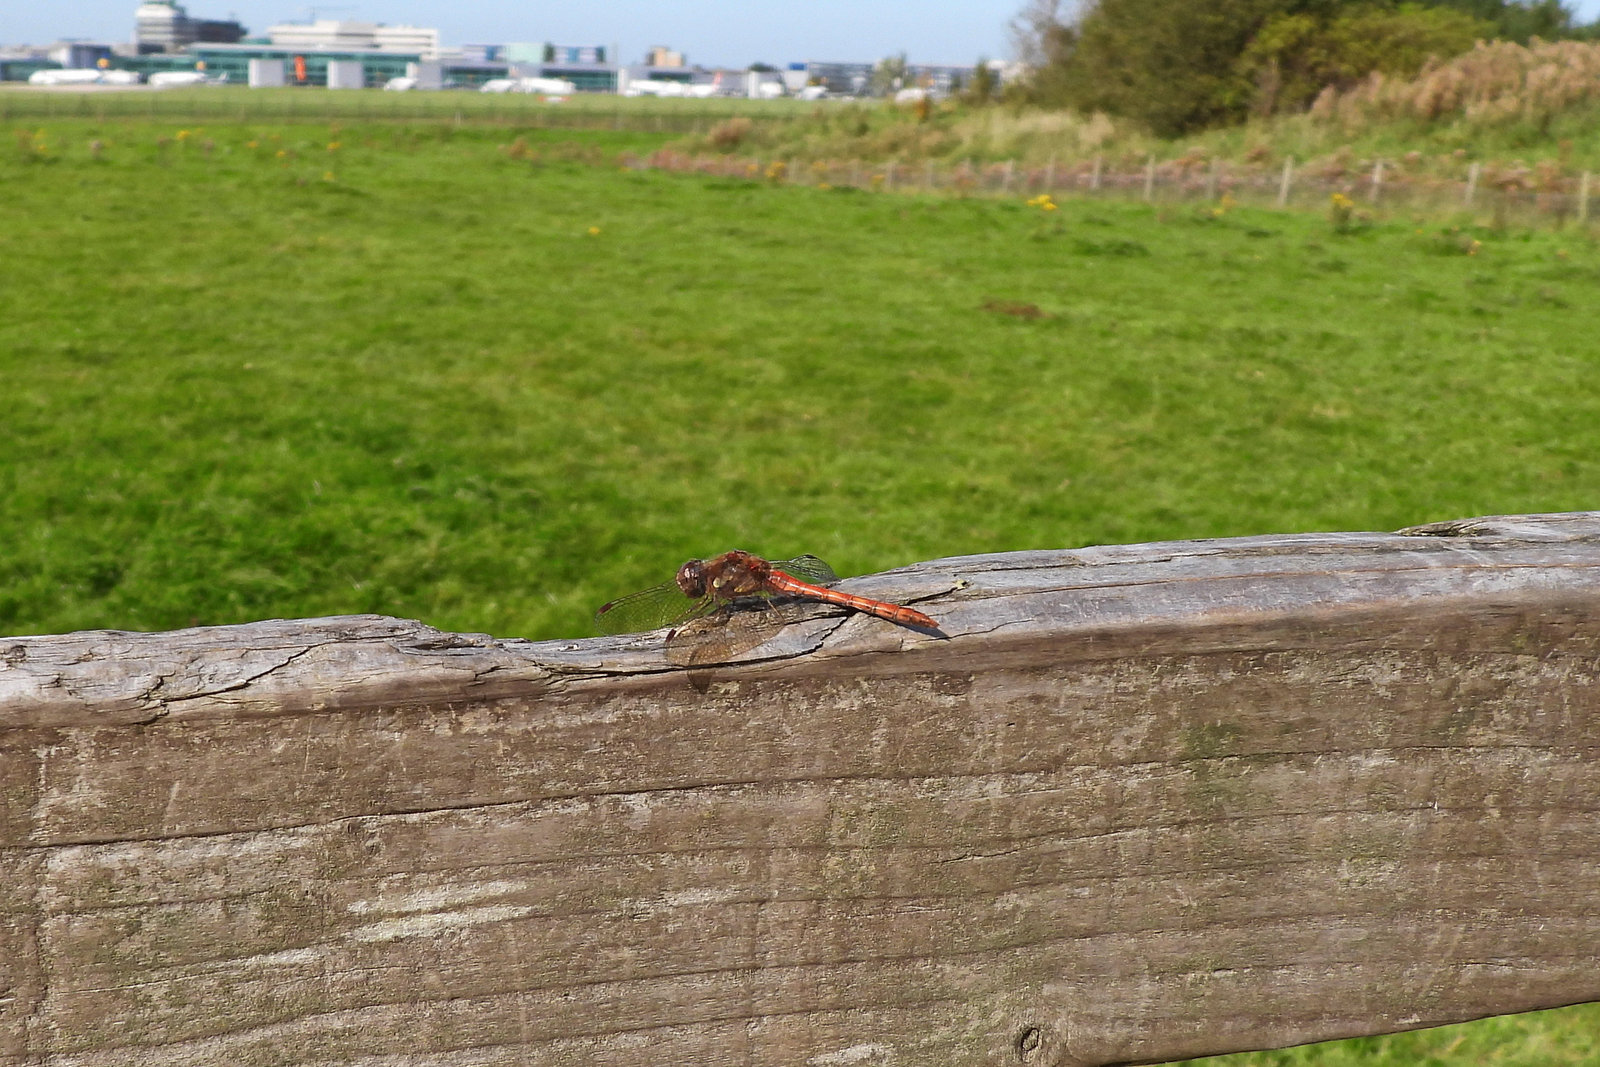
<box><xmin>595</xmin><ymin>581</ymin><xmax>715</xmax><ymax>636</ymax></box>
<box><xmin>771</xmin><ymin>555</ymin><xmax>837</xmax><ymax>586</ymax></box>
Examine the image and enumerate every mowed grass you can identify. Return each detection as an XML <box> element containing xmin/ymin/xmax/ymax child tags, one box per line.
<box><xmin>3</xmin><ymin>117</ymin><xmax>1599</xmax><ymax>647</ymax></box>
<box><xmin>3</xmin><ymin>118</ymin><xmax>1600</xmax><ymax>1061</ymax></box>
<box><xmin>0</xmin><ymin>84</ymin><xmax>814</xmax><ymax>129</ymax></box>
<box><xmin>1181</xmin><ymin>1001</ymin><xmax>1600</xmax><ymax>1066</ymax></box>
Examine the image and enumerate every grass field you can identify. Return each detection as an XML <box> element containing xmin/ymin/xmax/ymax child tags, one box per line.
<box><xmin>0</xmin><ymin>84</ymin><xmax>808</xmax><ymax>131</ymax></box>
<box><xmin>4</xmin><ymin>115</ymin><xmax>1600</xmax><ymax>1062</ymax></box>
<box><xmin>6</xmin><ymin>115</ymin><xmax>1598</xmax><ymax>640</ymax></box>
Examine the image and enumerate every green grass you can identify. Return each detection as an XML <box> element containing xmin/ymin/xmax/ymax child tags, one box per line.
<box><xmin>3</xmin><ymin>116</ymin><xmax>1600</xmax><ymax>1063</ymax></box>
<box><xmin>3</xmin><ymin>117</ymin><xmax>1599</xmax><ymax>641</ymax></box>
<box><xmin>0</xmin><ymin>84</ymin><xmax>814</xmax><ymax>131</ymax></box>
<box><xmin>1183</xmin><ymin>1002</ymin><xmax>1600</xmax><ymax>1066</ymax></box>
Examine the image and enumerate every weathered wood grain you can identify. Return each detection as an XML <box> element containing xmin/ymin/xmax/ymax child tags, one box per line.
<box><xmin>2</xmin><ymin>512</ymin><xmax>1598</xmax><ymax>1066</ymax></box>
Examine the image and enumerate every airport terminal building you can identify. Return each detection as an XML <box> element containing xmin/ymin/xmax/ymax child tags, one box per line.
<box><xmin>5</xmin><ymin>0</ymin><xmax>984</xmax><ymax>95</ymax></box>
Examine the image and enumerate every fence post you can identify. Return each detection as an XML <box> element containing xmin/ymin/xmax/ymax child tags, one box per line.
<box><xmin>1465</xmin><ymin>162</ymin><xmax>1480</xmax><ymax>206</ymax></box>
<box><xmin>1580</xmin><ymin>172</ymin><xmax>1592</xmax><ymax>223</ymax></box>
<box><xmin>1045</xmin><ymin>154</ymin><xmax>1056</xmax><ymax>192</ymax></box>
<box><xmin>925</xmin><ymin>159</ymin><xmax>935</xmax><ymax>191</ymax></box>
<box><xmin>1091</xmin><ymin>155</ymin><xmax>1103</xmax><ymax>192</ymax></box>
<box><xmin>1003</xmin><ymin>159</ymin><xmax>1015</xmax><ymax>192</ymax></box>
<box><xmin>1277</xmin><ymin>156</ymin><xmax>1294</xmax><ymax>208</ymax></box>
<box><xmin>1370</xmin><ymin>159</ymin><xmax>1385</xmax><ymax>204</ymax></box>
<box><xmin>1143</xmin><ymin>155</ymin><xmax>1156</xmax><ymax>202</ymax></box>
<box><xmin>886</xmin><ymin>161</ymin><xmax>896</xmax><ymax>191</ymax></box>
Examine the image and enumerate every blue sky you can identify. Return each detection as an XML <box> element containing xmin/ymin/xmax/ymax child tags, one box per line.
<box><xmin>2</xmin><ymin>1</ymin><xmax>1025</xmax><ymax>65</ymax></box>
<box><xmin>7</xmin><ymin>1</ymin><xmax>1599</xmax><ymax>65</ymax></box>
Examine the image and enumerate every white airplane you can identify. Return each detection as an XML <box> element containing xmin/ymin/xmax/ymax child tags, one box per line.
<box><xmin>149</xmin><ymin>70</ymin><xmax>223</xmax><ymax>87</ymax></box>
<box><xmin>684</xmin><ymin>71</ymin><xmax>723</xmax><ymax>98</ymax></box>
<box><xmin>480</xmin><ymin>77</ymin><xmax>575</xmax><ymax>95</ymax></box>
<box><xmin>516</xmin><ymin>76</ymin><xmax>576</xmax><ymax>95</ymax></box>
<box><xmin>384</xmin><ymin>76</ymin><xmax>417</xmax><ymax>91</ymax></box>
<box><xmin>623</xmin><ymin>78</ymin><xmax>691</xmax><ymax>97</ymax></box>
<box><xmin>28</xmin><ymin>68</ymin><xmax>104</xmax><ymax>85</ymax></box>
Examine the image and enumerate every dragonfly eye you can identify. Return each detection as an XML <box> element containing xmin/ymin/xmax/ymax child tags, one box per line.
<box><xmin>675</xmin><ymin>559</ymin><xmax>707</xmax><ymax>598</ymax></box>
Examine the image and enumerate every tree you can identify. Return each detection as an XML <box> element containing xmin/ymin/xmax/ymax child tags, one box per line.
<box><xmin>1239</xmin><ymin>3</ymin><xmax>1493</xmax><ymax>115</ymax></box>
<box><xmin>1429</xmin><ymin>0</ymin><xmax>1573</xmax><ymax>40</ymax></box>
<box><xmin>1043</xmin><ymin>0</ymin><xmax>1292</xmax><ymax>134</ymax></box>
<box><xmin>871</xmin><ymin>53</ymin><xmax>910</xmax><ymax>95</ymax></box>
<box><xmin>1009</xmin><ymin>0</ymin><xmax>1584</xmax><ymax>131</ymax></box>
<box><xmin>1008</xmin><ymin>0</ymin><xmax>1080</xmax><ymax>106</ymax></box>
<box><xmin>966</xmin><ymin>57</ymin><xmax>1000</xmax><ymax>104</ymax></box>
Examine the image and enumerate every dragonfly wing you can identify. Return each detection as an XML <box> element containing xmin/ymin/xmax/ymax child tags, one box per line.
<box><xmin>595</xmin><ymin>581</ymin><xmax>713</xmax><ymax>635</ymax></box>
<box><xmin>774</xmin><ymin>555</ymin><xmax>838</xmax><ymax>585</ymax></box>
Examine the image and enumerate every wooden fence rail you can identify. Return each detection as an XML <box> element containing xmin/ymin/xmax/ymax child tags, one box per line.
<box><xmin>3</xmin><ymin>511</ymin><xmax>1599</xmax><ymax>1066</ymax></box>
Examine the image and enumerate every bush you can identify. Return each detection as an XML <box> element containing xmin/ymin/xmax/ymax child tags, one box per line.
<box><xmin>707</xmin><ymin>117</ymin><xmax>754</xmax><ymax>151</ymax></box>
<box><xmin>1240</xmin><ymin>4</ymin><xmax>1492</xmax><ymax>116</ymax></box>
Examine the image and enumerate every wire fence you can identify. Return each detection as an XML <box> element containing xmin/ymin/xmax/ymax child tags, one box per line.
<box><xmin>634</xmin><ymin>149</ymin><xmax>1598</xmax><ymax>229</ymax></box>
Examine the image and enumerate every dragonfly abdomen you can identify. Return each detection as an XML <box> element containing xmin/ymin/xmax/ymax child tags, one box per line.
<box><xmin>766</xmin><ymin>571</ymin><xmax>939</xmax><ymax>631</ymax></box>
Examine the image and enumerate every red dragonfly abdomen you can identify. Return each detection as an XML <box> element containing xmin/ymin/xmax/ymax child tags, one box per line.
<box><xmin>766</xmin><ymin>570</ymin><xmax>939</xmax><ymax>631</ymax></box>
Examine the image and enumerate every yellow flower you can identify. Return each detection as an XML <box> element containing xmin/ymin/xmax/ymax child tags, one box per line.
<box><xmin>323</xmin><ymin>171</ymin><xmax>335</xmax><ymax>182</ymax></box>
<box><xmin>176</xmin><ymin>129</ymin><xmax>191</xmax><ymax>141</ymax></box>
<box><xmin>246</xmin><ymin>139</ymin><xmax>259</xmax><ymax>149</ymax></box>
<box><xmin>327</xmin><ymin>141</ymin><xmax>341</xmax><ymax>151</ymax></box>
<box><xmin>275</xmin><ymin>149</ymin><xmax>287</xmax><ymax>159</ymax></box>
<box><xmin>587</xmin><ymin>226</ymin><xmax>601</xmax><ymax>236</ymax></box>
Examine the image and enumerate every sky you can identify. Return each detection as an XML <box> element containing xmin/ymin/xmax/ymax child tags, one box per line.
<box><xmin>8</xmin><ymin>1</ymin><xmax>1600</xmax><ymax>66</ymax></box>
<box><xmin>2</xmin><ymin>1</ymin><xmax>1027</xmax><ymax>66</ymax></box>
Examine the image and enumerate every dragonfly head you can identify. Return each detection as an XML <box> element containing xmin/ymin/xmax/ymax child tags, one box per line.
<box><xmin>675</xmin><ymin>558</ymin><xmax>708</xmax><ymax>599</ymax></box>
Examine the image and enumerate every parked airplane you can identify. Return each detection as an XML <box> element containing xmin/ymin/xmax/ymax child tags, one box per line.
<box><xmin>622</xmin><ymin>78</ymin><xmax>692</xmax><ymax>97</ymax></box>
<box><xmin>28</xmin><ymin>68</ymin><xmax>106</xmax><ymax>86</ymax></box>
<box><xmin>683</xmin><ymin>72</ymin><xmax>723</xmax><ymax>98</ymax></box>
<box><xmin>149</xmin><ymin>70</ymin><xmax>224</xmax><ymax>87</ymax></box>
<box><xmin>479</xmin><ymin>76</ymin><xmax>577</xmax><ymax>95</ymax></box>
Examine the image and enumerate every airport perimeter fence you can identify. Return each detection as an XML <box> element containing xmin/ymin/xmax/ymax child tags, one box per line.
<box><xmin>632</xmin><ymin>148</ymin><xmax>1600</xmax><ymax>229</ymax></box>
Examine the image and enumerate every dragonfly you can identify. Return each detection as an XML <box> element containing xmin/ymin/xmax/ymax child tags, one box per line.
<box><xmin>594</xmin><ymin>550</ymin><xmax>940</xmax><ymax>637</ymax></box>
